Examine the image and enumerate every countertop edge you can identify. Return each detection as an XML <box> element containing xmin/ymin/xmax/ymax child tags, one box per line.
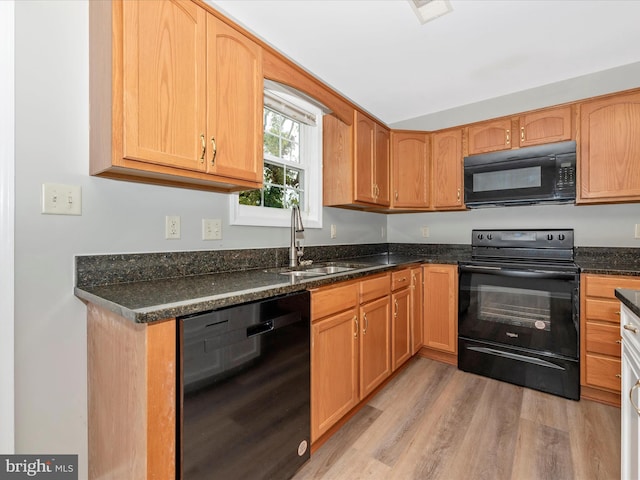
<box><xmin>615</xmin><ymin>288</ymin><xmax>640</xmax><ymax>318</ymax></box>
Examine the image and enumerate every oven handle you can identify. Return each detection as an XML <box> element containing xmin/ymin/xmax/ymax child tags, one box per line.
<box><xmin>459</xmin><ymin>264</ymin><xmax>577</xmax><ymax>280</ymax></box>
<box><xmin>468</xmin><ymin>346</ymin><xmax>566</xmax><ymax>370</ymax></box>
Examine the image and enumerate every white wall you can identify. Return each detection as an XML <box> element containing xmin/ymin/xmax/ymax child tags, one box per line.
<box><xmin>387</xmin><ymin>203</ymin><xmax>640</xmax><ymax>247</ymax></box>
<box><xmin>13</xmin><ymin>2</ymin><xmax>640</xmax><ymax>479</ymax></box>
<box><xmin>1</xmin><ymin>0</ymin><xmax>15</xmax><ymax>455</ymax></box>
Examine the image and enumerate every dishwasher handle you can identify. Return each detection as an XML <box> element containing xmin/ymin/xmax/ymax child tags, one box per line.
<box><xmin>246</xmin><ymin>311</ymin><xmax>301</xmax><ymax>338</ymax></box>
<box><xmin>247</xmin><ymin>320</ymin><xmax>274</xmax><ymax>337</ymax></box>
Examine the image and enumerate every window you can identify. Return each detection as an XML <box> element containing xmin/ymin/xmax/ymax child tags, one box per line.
<box><xmin>230</xmin><ymin>82</ymin><xmax>324</xmax><ymax>228</ymax></box>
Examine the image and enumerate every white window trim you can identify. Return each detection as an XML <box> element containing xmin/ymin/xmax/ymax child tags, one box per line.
<box><xmin>229</xmin><ymin>91</ymin><xmax>323</xmax><ymax>229</ymax></box>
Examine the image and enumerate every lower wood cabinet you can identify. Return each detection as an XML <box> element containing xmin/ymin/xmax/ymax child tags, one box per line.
<box><xmin>422</xmin><ymin>264</ymin><xmax>458</xmax><ymax>360</ymax></box>
<box><xmin>580</xmin><ymin>273</ymin><xmax>640</xmax><ymax>406</ymax></box>
<box><xmin>391</xmin><ymin>268</ymin><xmax>412</xmax><ymax>371</ymax></box>
<box><xmin>410</xmin><ymin>266</ymin><xmax>424</xmax><ymax>355</ymax></box>
<box><xmin>359</xmin><ymin>293</ymin><xmax>392</xmax><ymax>397</ymax></box>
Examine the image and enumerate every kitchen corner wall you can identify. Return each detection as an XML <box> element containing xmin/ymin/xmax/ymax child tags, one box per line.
<box><xmin>12</xmin><ymin>1</ymin><xmax>640</xmax><ymax>478</ymax></box>
<box><xmin>13</xmin><ymin>2</ymin><xmax>385</xmax><ymax>477</ymax></box>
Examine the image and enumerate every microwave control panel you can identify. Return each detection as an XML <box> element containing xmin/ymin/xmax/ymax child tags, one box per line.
<box><xmin>556</xmin><ymin>161</ymin><xmax>575</xmax><ymax>190</ymax></box>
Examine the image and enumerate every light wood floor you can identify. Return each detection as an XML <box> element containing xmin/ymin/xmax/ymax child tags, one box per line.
<box><xmin>294</xmin><ymin>357</ymin><xmax>620</xmax><ymax>480</ymax></box>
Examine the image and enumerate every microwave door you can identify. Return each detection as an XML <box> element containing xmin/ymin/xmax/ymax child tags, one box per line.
<box><xmin>464</xmin><ymin>155</ymin><xmax>559</xmax><ymax>206</ymax></box>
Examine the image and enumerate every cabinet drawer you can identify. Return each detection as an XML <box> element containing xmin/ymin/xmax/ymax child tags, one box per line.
<box><xmin>584</xmin><ymin>298</ymin><xmax>621</xmax><ymax>324</ymax></box>
<box><xmin>585</xmin><ymin>354</ymin><xmax>621</xmax><ymax>392</ymax></box>
<box><xmin>585</xmin><ymin>275</ymin><xmax>640</xmax><ymax>299</ymax></box>
<box><xmin>311</xmin><ymin>282</ymin><xmax>359</xmax><ymax>321</ymax></box>
<box><xmin>360</xmin><ymin>273</ymin><xmax>390</xmax><ymax>304</ymax></box>
<box><xmin>585</xmin><ymin>322</ymin><xmax>621</xmax><ymax>357</ymax></box>
<box><xmin>391</xmin><ymin>268</ymin><xmax>411</xmax><ymax>291</ymax></box>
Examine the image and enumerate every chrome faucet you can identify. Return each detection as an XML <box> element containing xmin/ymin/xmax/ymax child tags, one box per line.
<box><xmin>289</xmin><ymin>205</ymin><xmax>305</xmax><ymax>267</ymax></box>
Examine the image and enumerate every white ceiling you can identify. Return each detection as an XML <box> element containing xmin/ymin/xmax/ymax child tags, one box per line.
<box><xmin>208</xmin><ymin>0</ymin><xmax>640</xmax><ymax>125</ymax></box>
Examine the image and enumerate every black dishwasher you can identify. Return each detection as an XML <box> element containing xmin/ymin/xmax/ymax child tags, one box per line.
<box><xmin>178</xmin><ymin>291</ymin><xmax>311</xmax><ymax>480</ymax></box>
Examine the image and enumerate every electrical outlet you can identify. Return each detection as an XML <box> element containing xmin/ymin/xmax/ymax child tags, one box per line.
<box><xmin>202</xmin><ymin>218</ymin><xmax>222</xmax><ymax>240</ymax></box>
<box><xmin>330</xmin><ymin>224</ymin><xmax>337</xmax><ymax>239</ymax></box>
<box><xmin>421</xmin><ymin>226</ymin><xmax>430</xmax><ymax>238</ymax></box>
<box><xmin>41</xmin><ymin>183</ymin><xmax>81</xmax><ymax>215</ymax></box>
<box><xmin>165</xmin><ymin>216</ymin><xmax>180</xmax><ymax>239</ymax></box>
<box><xmin>381</xmin><ymin>226</ymin><xmax>385</xmax><ymax>238</ymax></box>
<box><xmin>635</xmin><ymin>224</ymin><xmax>640</xmax><ymax>239</ymax></box>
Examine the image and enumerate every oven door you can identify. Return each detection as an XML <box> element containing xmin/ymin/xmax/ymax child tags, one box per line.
<box><xmin>458</xmin><ymin>263</ymin><xmax>579</xmax><ymax>359</ymax></box>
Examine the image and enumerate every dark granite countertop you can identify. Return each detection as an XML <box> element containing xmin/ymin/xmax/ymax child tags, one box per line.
<box><xmin>74</xmin><ymin>243</ymin><xmax>640</xmax><ymax>324</ymax></box>
<box><xmin>615</xmin><ymin>288</ymin><xmax>640</xmax><ymax>318</ymax></box>
<box><xmin>74</xmin><ymin>251</ymin><xmax>451</xmax><ymax>323</ymax></box>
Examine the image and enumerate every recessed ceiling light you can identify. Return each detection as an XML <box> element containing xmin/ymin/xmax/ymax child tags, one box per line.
<box><xmin>408</xmin><ymin>0</ymin><xmax>453</xmax><ymax>24</ymax></box>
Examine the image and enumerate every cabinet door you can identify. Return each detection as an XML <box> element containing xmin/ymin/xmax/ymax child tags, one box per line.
<box><xmin>519</xmin><ymin>106</ymin><xmax>572</xmax><ymax>147</ymax></box>
<box><xmin>391</xmin><ymin>132</ymin><xmax>429</xmax><ymax>208</ymax></box>
<box><xmin>410</xmin><ymin>267</ymin><xmax>423</xmax><ymax>355</ymax></box>
<box><xmin>423</xmin><ymin>264</ymin><xmax>458</xmax><ymax>354</ymax></box>
<box><xmin>207</xmin><ymin>16</ymin><xmax>263</xmax><ymax>183</ymax></box>
<box><xmin>122</xmin><ymin>0</ymin><xmax>207</xmax><ymax>171</ymax></box>
<box><xmin>579</xmin><ymin>91</ymin><xmax>640</xmax><ymax>203</ymax></box>
<box><xmin>432</xmin><ymin>129</ymin><xmax>463</xmax><ymax>209</ymax></box>
<box><xmin>467</xmin><ymin>118</ymin><xmax>513</xmax><ymax>155</ymax></box>
<box><xmin>374</xmin><ymin>123</ymin><xmax>391</xmax><ymax>206</ymax></box>
<box><xmin>391</xmin><ymin>288</ymin><xmax>411</xmax><ymax>371</ymax></box>
<box><xmin>359</xmin><ymin>296</ymin><xmax>391</xmax><ymax>398</ymax></box>
<box><xmin>354</xmin><ymin>111</ymin><xmax>376</xmax><ymax>204</ymax></box>
<box><xmin>311</xmin><ymin>309</ymin><xmax>359</xmax><ymax>442</ymax></box>
<box><xmin>322</xmin><ymin>115</ymin><xmax>353</xmax><ymax>206</ymax></box>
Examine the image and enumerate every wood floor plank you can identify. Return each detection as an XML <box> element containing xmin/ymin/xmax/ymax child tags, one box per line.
<box><xmin>293</xmin><ymin>358</ymin><xmax>621</xmax><ymax>480</ymax></box>
<box><xmin>511</xmin><ymin>418</ymin><xmax>574</xmax><ymax>480</ymax></box>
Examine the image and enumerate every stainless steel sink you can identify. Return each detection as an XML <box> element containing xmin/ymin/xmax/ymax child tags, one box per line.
<box><xmin>303</xmin><ymin>265</ymin><xmax>354</xmax><ymax>274</ymax></box>
<box><xmin>265</xmin><ymin>261</ymin><xmax>369</xmax><ymax>277</ymax></box>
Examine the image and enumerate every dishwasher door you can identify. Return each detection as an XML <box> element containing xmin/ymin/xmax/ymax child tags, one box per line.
<box><xmin>178</xmin><ymin>291</ymin><xmax>311</xmax><ymax>480</ymax></box>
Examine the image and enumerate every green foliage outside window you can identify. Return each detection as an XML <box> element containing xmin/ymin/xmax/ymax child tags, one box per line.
<box><xmin>239</xmin><ymin>107</ymin><xmax>304</xmax><ymax>209</ymax></box>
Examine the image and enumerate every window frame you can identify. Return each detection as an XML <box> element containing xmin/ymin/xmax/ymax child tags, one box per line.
<box><xmin>229</xmin><ymin>91</ymin><xmax>323</xmax><ymax>229</ymax></box>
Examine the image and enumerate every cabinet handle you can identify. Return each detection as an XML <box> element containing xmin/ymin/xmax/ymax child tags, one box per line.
<box><xmin>411</xmin><ymin>272</ymin><xmax>416</xmax><ymax>289</ymax></box>
<box><xmin>363</xmin><ymin>313</ymin><xmax>368</xmax><ymax>335</ymax></box>
<box><xmin>354</xmin><ymin>316</ymin><xmax>359</xmax><ymax>338</ymax></box>
<box><xmin>616</xmin><ymin>374</ymin><xmax>622</xmax><ymax>379</ymax></box>
<box><xmin>200</xmin><ymin>134</ymin><xmax>206</xmax><ymax>162</ymax></box>
<box><xmin>520</xmin><ymin>126</ymin><xmax>525</xmax><ymax>142</ymax></box>
<box><xmin>210</xmin><ymin>137</ymin><xmax>217</xmax><ymax>165</ymax></box>
<box><xmin>457</xmin><ymin>188</ymin><xmax>461</xmax><ymax>202</ymax></box>
<box><xmin>616</xmin><ymin>339</ymin><xmax>623</xmax><ymax>344</ymax></box>
<box><xmin>624</xmin><ymin>324</ymin><xmax>639</xmax><ymax>334</ymax></box>
<box><xmin>394</xmin><ymin>299</ymin><xmax>398</xmax><ymax>318</ymax></box>
<box><xmin>395</xmin><ymin>191</ymin><xmax>399</xmax><ymax>201</ymax></box>
<box><xmin>506</xmin><ymin>129</ymin><xmax>510</xmax><ymax>145</ymax></box>
<box><xmin>630</xmin><ymin>380</ymin><xmax>640</xmax><ymax>416</ymax></box>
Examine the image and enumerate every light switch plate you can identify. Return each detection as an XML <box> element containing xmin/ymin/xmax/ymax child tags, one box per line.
<box><xmin>42</xmin><ymin>183</ymin><xmax>82</xmax><ymax>215</ymax></box>
<box><xmin>421</xmin><ymin>226</ymin><xmax>430</xmax><ymax>238</ymax></box>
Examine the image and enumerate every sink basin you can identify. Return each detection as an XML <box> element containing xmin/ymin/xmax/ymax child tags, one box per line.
<box><xmin>265</xmin><ymin>261</ymin><xmax>371</xmax><ymax>278</ymax></box>
<box><xmin>303</xmin><ymin>265</ymin><xmax>355</xmax><ymax>274</ymax></box>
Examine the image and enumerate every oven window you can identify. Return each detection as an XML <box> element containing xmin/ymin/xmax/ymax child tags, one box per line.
<box><xmin>473</xmin><ymin>166</ymin><xmax>541</xmax><ymax>192</ymax></box>
<box><xmin>478</xmin><ymin>285</ymin><xmax>554</xmax><ymax>332</ymax></box>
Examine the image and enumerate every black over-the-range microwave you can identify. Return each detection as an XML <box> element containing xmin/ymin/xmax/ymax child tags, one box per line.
<box><xmin>463</xmin><ymin>140</ymin><xmax>576</xmax><ymax>208</ymax></box>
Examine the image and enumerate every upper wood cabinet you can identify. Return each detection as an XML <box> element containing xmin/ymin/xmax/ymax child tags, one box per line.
<box><xmin>324</xmin><ymin>112</ymin><xmax>390</xmax><ymax>208</ymax></box>
<box><xmin>390</xmin><ymin>131</ymin><xmax>430</xmax><ymax>209</ymax></box>
<box><xmin>519</xmin><ymin>106</ymin><xmax>572</xmax><ymax>147</ymax></box>
<box><xmin>89</xmin><ymin>0</ymin><xmax>263</xmax><ymax>192</ymax></box>
<box><xmin>578</xmin><ymin>91</ymin><xmax>640</xmax><ymax>204</ymax></box>
<box><xmin>431</xmin><ymin>128</ymin><xmax>464</xmax><ymax>210</ymax></box>
<box><xmin>467</xmin><ymin>118</ymin><xmax>513</xmax><ymax>155</ymax></box>
<box><xmin>466</xmin><ymin>106</ymin><xmax>573</xmax><ymax>155</ymax></box>
<box><xmin>354</xmin><ymin>112</ymin><xmax>390</xmax><ymax>206</ymax></box>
